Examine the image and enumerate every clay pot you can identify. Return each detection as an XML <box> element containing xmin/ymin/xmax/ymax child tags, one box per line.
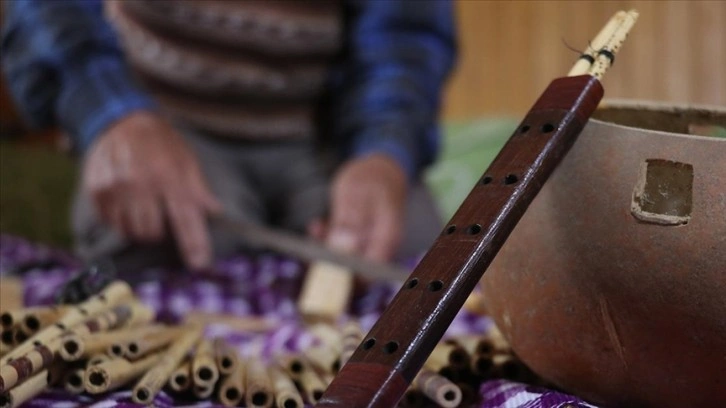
<box><xmin>481</xmin><ymin>100</ymin><xmax>726</xmax><ymax>407</ymax></box>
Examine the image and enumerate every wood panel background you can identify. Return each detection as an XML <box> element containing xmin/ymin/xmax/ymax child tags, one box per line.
<box><xmin>443</xmin><ymin>0</ymin><xmax>726</xmax><ymax>119</ymax></box>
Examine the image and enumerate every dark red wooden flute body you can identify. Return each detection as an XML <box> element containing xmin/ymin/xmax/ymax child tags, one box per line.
<box><xmin>318</xmin><ymin>75</ymin><xmax>604</xmax><ymax>407</ymax></box>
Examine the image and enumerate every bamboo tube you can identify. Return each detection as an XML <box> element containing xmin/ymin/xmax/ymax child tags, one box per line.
<box><xmin>302</xmin><ymin>345</ymin><xmax>338</xmax><ymax>375</ymax></box>
<box><xmin>168</xmin><ymin>360</ymin><xmax>192</xmax><ymax>393</ymax></box>
<box><xmin>193</xmin><ymin>383</ymin><xmax>214</xmax><ymax>399</ymax></box>
<box><xmin>586</xmin><ymin>10</ymin><xmax>639</xmax><ymax>80</ymax></box>
<box><xmin>87</xmin><ymin>353</ymin><xmax>112</xmax><ymax>367</ymax></box>
<box><xmin>60</xmin><ymin>324</ymin><xmax>167</xmax><ymax>361</ymax></box>
<box><xmin>339</xmin><ymin>320</ymin><xmax>362</xmax><ymax>368</ymax></box>
<box><xmin>0</xmin><ymin>338</ymin><xmax>59</xmax><ymax>392</ymax></box>
<box><xmin>412</xmin><ymin>367</ymin><xmax>462</xmax><ymax>408</ymax></box>
<box><xmin>0</xmin><ymin>281</ymin><xmax>133</xmax><ymax>365</ymax></box>
<box><xmin>213</xmin><ymin>337</ymin><xmax>238</xmax><ymax>376</ymax></box>
<box><xmin>21</xmin><ymin>306</ymin><xmax>71</xmax><ymax>335</ymax></box>
<box><xmin>84</xmin><ymin>352</ymin><xmax>162</xmax><ymax>394</ymax></box>
<box><xmin>245</xmin><ymin>357</ymin><xmax>273</xmax><ymax>408</ymax></box>
<box><xmin>0</xmin><ymin>369</ymin><xmax>50</xmax><ymax>408</ymax></box>
<box><xmin>293</xmin><ymin>360</ymin><xmax>326</xmax><ymax>404</ymax></box>
<box><xmin>276</xmin><ymin>354</ymin><xmax>306</xmax><ymax>381</ymax></box>
<box><xmin>132</xmin><ymin>325</ymin><xmax>203</xmax><ymax>404</ymax></box>
<box><xmin>125</xmin><ymin>326</ymin><xmax>182</xmax><ymax>360</ymax></box>
<box><xmin>62</xmin><ymin>369</ymin><xmax>85</xmax><ymax>395</ymax></box>
<box><xmin>269</xmin><ymin>365</ymin><xmax>303</xmax><ymax>408</ymax></box>
<box><xmin>423</xmin><ymin>342</ymin><xmax>470</xmax><ymax>373</ymax></box>
<box><xmin>568</xmin><ymin>10</ymin><xmax>628</xmax><ymax>76</ymax></box>
<box><xmin>192</xmin><ymin>339</ymin><xmax>219</xmax><ymax>387</ymax></box>
<box><xmin>218</xmin><ymin>361</ymin><xmax>245</xmax><ymax>407</ymax></box>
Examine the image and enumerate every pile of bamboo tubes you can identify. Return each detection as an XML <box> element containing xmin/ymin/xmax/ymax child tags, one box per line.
<box><xmin>0</xmin><ymin>280</ymin><xmax>537</xmax><ymax>407</ymax></box>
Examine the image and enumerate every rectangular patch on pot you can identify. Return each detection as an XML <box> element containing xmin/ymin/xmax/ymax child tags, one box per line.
<box><xmin>631</xmin><ymin>159</ymin><xmax>693</xmax><ymax>226</ymax></box>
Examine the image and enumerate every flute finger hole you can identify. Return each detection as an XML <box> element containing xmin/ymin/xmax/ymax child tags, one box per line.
<box><xmin>362</xmin><ymin>338</ymin><xmax>376</xmax><ymax>350</ymax></box>
<box><xmin>520</xmin><ymin>125</ymin><xmax>531</xmax><ymax>133</ymax></box>
<box><xmin>504</xmin><ymin>174</ymin><xmax>519</xmax><ymax>185</ymax></box>
<box><xmin>541</xmin><ymin>123</ymin><xmax>555</xmax><ymax>133</ymax></box>
<box><xmin>406</xmin><ymin>278</ymin><xmax>419</xmax><ymax>289</ymax></box>
<box><xmin>480</xmin><ymin>176</ymin><xmax>493</xmax><ymax>185</ymax></box>
<box><xmin>445</xmin><ymin>225</ymin><xmax>456</xmax><ymax>234</ymax></box>
<box><xmin>428</xmin><ymin>280</ymin><xmax>444</xmax><ymax>292</ymax></box>
<box><xmin>383</xmin><ymin>341</ymin><xmax>399</xmax><ymax>354</ymax></box>
<box><xmin>466</xmin><ymin>224</ymin><xmax>482</xmax><ymax>235</ymax></box>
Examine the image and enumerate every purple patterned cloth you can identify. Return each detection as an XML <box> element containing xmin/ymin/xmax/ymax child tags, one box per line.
<box><xmin>0</xmin><ymin>234</ymin><xmax>598</xmax><ymax>408</ymax></box>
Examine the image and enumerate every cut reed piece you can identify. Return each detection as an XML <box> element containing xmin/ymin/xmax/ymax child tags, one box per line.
<box><xmin>568</xmin><ymin>10</ymin><xmax>628</xmax><ymax>76</ymax></box>
<box><xmin>0</xmin><ymin>369</ymin><xmax>51</xmax><ymax>408</ymax></box>
<box><xmin>60</xmin><ymin>324</ymin><xmax>167</xmax><ymax>361</ymax></box>
<box><xmin>0</xmin><ymin>306</ymin><xmax>69</xmax><ymax>333</ymax></box>
<box><xmin>192</xmin><ymin>338</ymin><xmax>219</xmax><ymax>387</ymax></box>
<box><xmin>297</xmin><ymin>261</ymin><xmax>353</xmax><ymax>323</ymax></box>
<box><xmin>62</xmin><ymin>369</ymin><xmax>86</xmax><ymax>395</ymax></box>
<box><xmin>245</xmin><ymin>357</ymin><xmax>273</xmax><ymax>408</ymax></box>
<box><xmin>423</xmin><ymin>342</ymin><xmax>471</xmax><ymax>373</ymax></box>
<box><xmin>269</xmin><ymin>365</ymin><xmax>303</xmax><ymax>408</ymax></box>
<box><xmin>193</xmin><ymin>383</ymin><xmax>214</xmax><ymax>399</ymax></box>
<box><xmin>412</xmin><ymin>367</ymin><xmax>462</xmax><ymax>408</ymax></box>
<box><xmin>302</xmin><ymin>346</ymin><xmax>339</xmax><ymax>375</ymax></box>
<box><xmin>213</xmin><ymin>337</ymin><xmax>239</xmax><ymax>376</ymax></box>
<box><xmin>87</xmin><ymin>353</ymin><xmax>112</xmax><ymax>368</ymax></box>
<box><xmin>168</xmin><ymin>360</ymin><xmax>192</xmax><ymax>393</ymax></box>
<box><xmin>125</xmin><ymin>326</ymin><xmax>182</xmax><ymax>360</ymax></box>
<box><xmin>339</xmin><ymin>319</ymin><xmax>362</xmax><ymax>368</ymax></box>
<box><xmin>84</xmin><ymin>352</ymin><xmax>161</xmax><ymax>394</ymax></box>
<box><xmin>0</xmin><ymin>280</ymin><xmax>133</xmax><ymax>366</ymax></box>
<box><xmin>586</xmin><ymin>10</ymin><xmax>639</xmax><ymax>79</ymax></box>
<box><xmin>0</xmin><ymin>338</ymin><xmax>60</xmax><ymax>392</ymax></box>
<box><xmin>132</xmin><ymin>324</ymin><xmax>203</xmax><ymax>404</ymax></box>
<box><xmin>218</xmin><ymin>361</ymin><xmax>245</xmax><ymax>407</ymax></box>
<box><xmin>292</xmin><ymin>359</ymin><xmax>326</xmax><ymax>404</ymax></box>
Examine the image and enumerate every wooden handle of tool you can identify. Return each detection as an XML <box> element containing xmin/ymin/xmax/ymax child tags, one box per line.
<box><xmin>317</xmin><ymin>75</ymin><xmax>604</xmax><ymax>407</ymax></box>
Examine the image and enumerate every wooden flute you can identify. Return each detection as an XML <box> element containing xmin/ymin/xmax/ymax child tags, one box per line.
<box><xmin>318</xmin><ymin>11</ymin><xmax>637</xmax><ymax>407</ymax></box>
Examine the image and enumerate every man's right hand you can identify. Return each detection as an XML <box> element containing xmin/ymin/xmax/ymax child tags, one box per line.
<box><xmin>82</xmin><ymin>111</ymin><xmax>222</xmax><ymax>269</ymax></box>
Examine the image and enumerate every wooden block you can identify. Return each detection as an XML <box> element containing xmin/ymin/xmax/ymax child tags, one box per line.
<box><xmin>297</xmin><ymin>262</ymin><xmax>353</xmax><ymax>323</ymax></box>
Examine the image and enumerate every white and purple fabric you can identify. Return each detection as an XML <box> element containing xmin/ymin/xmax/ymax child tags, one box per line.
<box><xmin>0</xmin><ymin>234</ymin><xmax>597</xmax><ymax>408</ymax></box>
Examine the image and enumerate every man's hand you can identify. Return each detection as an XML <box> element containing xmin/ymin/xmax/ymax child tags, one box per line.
<box><xmin>82</xmin><ymin>111</ymin><xmax>221</xmax><ymax>269</ymax></box>
<box><xmin>320</xmin><ymin>154</ymin><xmax>408</xmax><ymax>261</ymax></box>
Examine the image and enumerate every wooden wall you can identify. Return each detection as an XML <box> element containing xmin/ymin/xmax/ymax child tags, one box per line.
<box><xmin>443</xmin><ymin>0</ymin><xmax>726</xmax><ymax>119</ymax></box>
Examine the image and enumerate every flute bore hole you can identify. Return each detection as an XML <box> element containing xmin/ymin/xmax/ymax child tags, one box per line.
<box><xmin>1</xmin><ymin>330</ymin><xmax>13</xmax><ymax>344</ymax></box>
<box><xmin>0</xmin><ymin>395</ymin><xmax>10</xmax><ymax>406</ymax></box>
<box><xmin>406</xmin><ymin>278</ymin><xmax>419</xmax><ymax>289</ymax></box>
<box><xmin>14</xmin><ymin>331</ymin><xmax>27</xmax><ymax>342</ymax></box>
<box><xmin>0</xmin><ymin>314</ymin><xmax>12</xmax><ymax>327</ymax></box>
<box><xmin>284</xmin><ymin>399</ymin><xmax>298</xmax><ymax>408</ymax></box>
<box><xmin>225</xmin><ymin>388</ymin><xmax>240</xmax><ymax>401</ymax></box>
<box><xmin>69</xmin><ymin>373</ymin><xmax>83</xmax><ymax>386</ymax></box>
<box><xmin>383</xmin><ymin>341</ymin><xmax>399</xmax><ymax>354</ymax></box>
<box><xmin>362</xmin><ymin>338</ymin><xmax>376</xmax><ymax>350</ymax></box>
<box><xmin>504</xmin><ymin>174</ymin><xmax>519</xmax><ymax>185</ymax></box>
<box><xmin>111</xmin><ymin>345</ymin><xmax>124</xmax><ymax>356</ymax></box>
<box><xmin>313</xmin><ymin>390</ymin><xmax>324</xmax><ymax>401</ymax></box>
<box><xmin>445</xmin><ymin>225</ymin><xmax>456</xmax><ymax>235</ymax></box>
<box><xmin>221</xmin><ymin>357</ymin><xmax>233</xmax><ymax>369</ymax></box>
<box><xmin>466</xmin><ymin>224</ymin><xmax>482</xmax><ymax>235</ymax></box>
<box><xmin>520</xmin><ymin>125</ymin><xmax>531</xmax><ymax>133</ymax></box>
<box><xmin>444</xmin><ymin>390</ymin><xmax>457</xmax><ymax>401</ymax></box>
<box><xmin>290</xmin><ymin>360</ymin><xmax>303</xmax><ymax>374</ymax></box>
<box><xmin>128</xmin><ymin>343</ymin><xmax>138</xmax><ymax>354</ymax></box>
<box><xmin>476</xmin><ymin>356</ymin><xmax>493</xmax><ymax>373</ymax></box>
<box><xmin>24</xmin><ymin>316</ymin><xmax>40</xmax><ymax>331</ymax></box>
<box><xmin>480</xmin><ymin>176</ymin><xmax>493</xmax><ymax>185</ymax></box>
<box><xmin>198</xmin><ymin>367</ymin><xmax>213</xmax><ymax>381</ymax></box>
<box><xmin>541</xmin><ymin>123</ymin><xmax>555</xmax><ymax>133</ymax></box>
<box><xmin>428</xmin><ymin>280</ymin><xmax>444</xmax><ymax>292</ymax></box>
<box><xmin>252</xmin><ymin>392</ymin><xmax>268</xmax><ymax>406</ymax></box>
<box><xmin>89</xmin><ymin>371</ymin><xmax>106</xmax><ymax>386</ymax></box>
<box><xmin>136</xmin><ymin>388</ymin><xmax>150</xmax><ymax>402</ymax></box>
<box><xmin>174</xmin><ymin>375</ymin><xmax>188</xmax><ymax>387</ymax></box>
<box><xmin>64</xmin><ymin>341</ymin><xmax>79</xmax><ymax>355</ymax></box>
<box><xmin>451</xmin><ymin>350</ymin><xmax>468</xmax><ymax>365</ymax></box>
